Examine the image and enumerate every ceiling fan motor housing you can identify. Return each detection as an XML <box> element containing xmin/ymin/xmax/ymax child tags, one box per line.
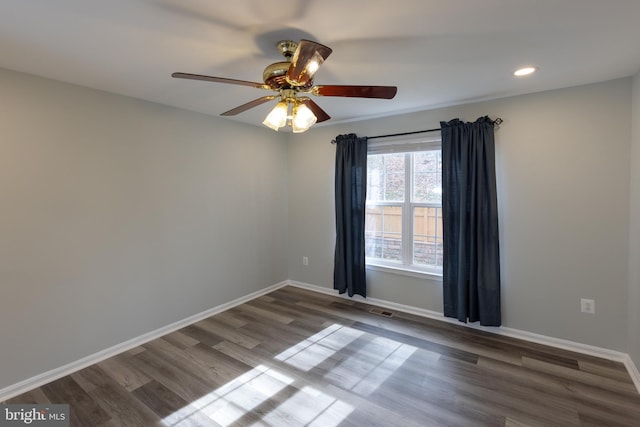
<box><xmin>263</xmin><ymin>40</ymin><xmax>316</xmax><ymax>90</ymax></box>
<box><xmin>263</xmin><ymin>61</ymin><xmax>291</xmax><ymax>89</ymax></box>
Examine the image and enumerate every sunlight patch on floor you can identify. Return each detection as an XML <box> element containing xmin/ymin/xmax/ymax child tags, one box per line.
<box><xmin>163</xmin><ymin>364</ymin><xmax>293</xmax><ymax>426</ymax></box>
<box><xmin>350</xmin><ymin>343</ymin><xmax>418</xmax><ymax>395</ymax></box>
<box><xmin>274</xmin><ymin>323</ymin><xmax>363</xmax><ymax>371</ymax></box>
<box><xmin>261</xmin><ymin>386</ymin><xmax>354</xmax><ymax>426</ymax></box>
<box><xmin>161</xmin><ymin>323</ymin><xmax>424</xmax><ymax>426</ymax></box>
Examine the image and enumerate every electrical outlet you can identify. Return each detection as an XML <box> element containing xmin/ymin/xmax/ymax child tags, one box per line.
<box><xmin>581</xmin><ymin>298</ymin><xmax>595</xmax><ymax>314</ymax></box>
<box><xmin>302</xmin><ymin>256</ymin><xmax>309</xmax><ymax>266</ymax></box>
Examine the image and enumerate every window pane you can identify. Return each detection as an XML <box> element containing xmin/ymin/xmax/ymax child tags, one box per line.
<box><xmin>413</xmin><ymin>151</ymin><xmax>442</xmax><ymax>203</ymax></box>
<box><xmin>384</xmin><ymin>154</ymin><xmax>404</xmax><ymax>201</ymax></box>
<box><xmin>366</xmin><ymin>155</ymin><xmax>384</xmax><ymax>201</ymax></box>
<box><xmin>367</xmin><ymin>154</ymin><xmax>404</xmax><ymax>202</ymax></box>
<box><xmin>413</xmin><ymin>207</ymin><xmax>443</xmax><ymax>266</ymax></box>
<box><xmin>365</xmin><ymin>205</ymin><xmax>402</xmax><ymax>262</ymax></box>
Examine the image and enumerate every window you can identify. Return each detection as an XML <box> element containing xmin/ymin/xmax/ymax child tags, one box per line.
<box><xmin>365</xmin><ymin>138</ymin><xmax>442</xmax><ymax>277</ymax></box>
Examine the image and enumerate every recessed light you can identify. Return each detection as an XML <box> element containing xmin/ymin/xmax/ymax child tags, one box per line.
<box><xmin>514</xmin><ymin>66</ymin><xmax>537</xmax><ymax>77</ymax></box>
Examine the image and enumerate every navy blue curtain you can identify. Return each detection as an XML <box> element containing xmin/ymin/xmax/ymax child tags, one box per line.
<box><xmin>333</xmin><ymin>133</ymin><xmax>368</xmax><ymax>297</ymax></box>
<box><xmin>441</xmin><ymin>117</ymin><xmax>501</xmax><ymax>326</ymax></box>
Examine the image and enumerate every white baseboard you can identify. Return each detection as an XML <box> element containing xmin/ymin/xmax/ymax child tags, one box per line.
<box><xmin>0</xmin><ymin>281</ymin><xmax>288</xmax><ymax>402</ymax></box>
<box><xmin>624</xmin><ymin>353</ymin><xmax>640</xmax><ymax>393</ymax></box>
<box><xmin>3</xmin><ymin>279</ymin><xmax>639</xmax><ymax>401</ymax></box>
<box><xmin>286</xmin><ymin>280</ymin><xmax>640</xmax><ymax>394</ymax></box>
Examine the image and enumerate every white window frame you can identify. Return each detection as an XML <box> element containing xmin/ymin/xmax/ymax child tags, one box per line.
<box><xmin>366</xmin><ymin>135</ymin><xmax>443</xmax><ymax>280</ymax></box>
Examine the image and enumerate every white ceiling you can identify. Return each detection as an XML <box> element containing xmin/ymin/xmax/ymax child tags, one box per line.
<box><xmin>2</xmin><ymin>0</ymin><xmax>640</xmax><ymax>129</ymax></box>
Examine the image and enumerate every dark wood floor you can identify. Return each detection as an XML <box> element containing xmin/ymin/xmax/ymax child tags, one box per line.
<box><xmin>4</xmin><ymin>285</ymin><xmax>640</xmax><ymax>426</ymax></box>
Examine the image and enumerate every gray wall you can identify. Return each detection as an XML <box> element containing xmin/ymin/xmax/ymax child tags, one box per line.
<box><xmin>289</xmin><ymin>78</ymin><xmax>632</xmax><ymax>351</ymax></box>
<box><xmin>1</xmin><ymin>67</ymin><xmax>636</xmax><ymax>392</ymax></box>
<box><xmin>0</xmin><ymin>68</ymin><xmax>288</xmax><ymax>390</ymax></box>
<box><xmin>630</xmin><ymin>71</ymin><xmax>640</xmax><ymax>367</ymax></box>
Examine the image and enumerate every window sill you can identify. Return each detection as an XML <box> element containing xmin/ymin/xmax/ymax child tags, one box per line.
<box><xmin>366</xmin><ymin>262</ymin><xmax>443</xmax><ymax>281</ymax></box>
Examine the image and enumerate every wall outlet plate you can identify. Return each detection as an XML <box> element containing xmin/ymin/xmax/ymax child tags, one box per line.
<box><xmin>581</xmin><ymin>298</ymin><xmax>595</xmax><ymax>314</ymax></box>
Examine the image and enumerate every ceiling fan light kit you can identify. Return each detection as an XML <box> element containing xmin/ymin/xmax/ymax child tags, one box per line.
<box><xmin>262</xmin><ymin>101</ymin><xmax>289</xmax><ymax>131</ymax></box>
<box><xmin>173</xmin><ymin>39</ymin><xmax>397</xmax><ymax>133</ymax></box>
<box><xmin>291</xmin><ymin>102</ymin><xmax>317</xmax><ymax>133</ymax></box>
<box><xmin>261</xmin><ymin>88</ymin><xmax>318</xmax><ymax>133</ymax></box>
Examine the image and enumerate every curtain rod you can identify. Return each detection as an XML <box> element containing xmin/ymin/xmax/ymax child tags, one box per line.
<box><xmin>367</xmin><ymin>127</ymin><xmax>441</xmax><ymax>140</ymax></box>
<box><xmin>331</xmin><ymin>117</ymin><xmax>503</xmax><ymax>143</ymax></box>
<box><xmin>368</xmin><ymin>117</ymin><xmax>503</xmax><ymax>140</ymax></box>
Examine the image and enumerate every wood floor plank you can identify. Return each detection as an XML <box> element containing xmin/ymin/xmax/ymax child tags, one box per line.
<box><xmin>97</xmin><ymin>355</ymin><xmax>151</xmax><ymax>392</ymax></box>
<box><xmin>5</xmin><ymin>387</ymin><xmax>51</xmax><ymax>404</ymax></box>
<box><xmin>248</xmin><ymin>297</ymin><xmax>335</xmax><ymax>326</ymax></box>
<box><xmin>124</xmin><ymin>346</ymin><xmax>146</xmax><ymax>357</ymax></box>
<box><xmin>213</xmin><ymin>311</ymin><xmax>249</xmax><ymax>329</ymax></box>
<box><xmin>194</xmin><ymin>317</ymin><xmax>261</xmax><ymax>349</ymax></box>
<box><xmin>4</xmin><ymin>285</ymin><xmax>639</xmax><ymax>426</ymax></box>
<box><xmin>522</xmin><ymin>356</ymin><xmax>639</xmax><ymax>395</ymax></box>
<box><xmin>524</xmin><ymin>369</ymin><xmax>640</xmax><ymax>426</ymax></box>
<box><xmin>477</xmin><ymin>355</ymin><xmax>583</xmax><ymax>401</ymax></box>
<box><xmin>142</xmin><ymin>338</ymin><xmax>250</xmax><ymax>391</ymax></box>
<box><xmin>521</xmin><ymin>348</ymin><xmax>580</xmax><ymax>370</ymax></box>
<box><xmin>40</xmin><ymin>375</ymin><xmax>112</xmax><ymax>426</ymax></box>
<box><xmin>162</xmin><ymin>330</ymin><xmax>200</xmax><ymax>350</ymax></box>
<box><xmin>578</xmin><ymin>359</ymin><xmax>636</xmax><ymax>383</ymax></box>
<box><xmin>234</xmin><ymin>301</ymin><xmax>295</xmax><ymax>324</ymax></box>
<box><xmin>577</xmin><ymin>402</ymin><xmax>640</xmax><ymax>427</ymax></box>
<box><xmin>127</xmin><ymin>345</ymin><xmax>216</xmax><ymax>403</ymax></box>
<box><xmin>87</xmin><ymin>381</ymin><xmax>161</xmax><ymax>427</ymax></box>
<box><xmin>212</xmin><ymin>340</ymin><xmax>270</xmax><ymax>370</ymax></box>
<box><xmin>131</xmin><ymin>380</ymin><xmax>220</xmax><ymax>427</ymax></box>
<box><xmin>505</xmin><ymin>417</ymin><xmax>536</xmax><ymax>427</ymax></box>
<box><xmin>178</xmin><ymin>324</ymin><xmax>224</xmax><ymax>347</ymax></box>
<box><xmin>183</xmin><ymin>343</ymin><xmax>254</xmax><ymax>384</ymax></box>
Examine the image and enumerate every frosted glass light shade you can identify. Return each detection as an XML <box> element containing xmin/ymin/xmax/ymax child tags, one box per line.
<box><xmin>262</xmin><ymin>101</ymin><xmax>288</xmax><ymax>131</ymax></box>
<box><xmin>291</xmin><ymin>103</ymin><xmax>317</xmax><ymax>133</ymax></box>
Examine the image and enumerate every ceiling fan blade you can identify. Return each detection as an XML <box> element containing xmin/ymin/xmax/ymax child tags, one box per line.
<box><xmin>172</xmin><ymin>72</ymin><xmax>270</xmax><ymax>90</ymax></box>
<box><xmin>300</xmin><ymin>98</ymin><xmax>331</xmax><ymax>123</ymax></box>
<box><xmin>286</xmin><ymin>40</ymin><xmax>332</xmax><ymax>87</ymax></box>
<box><xmin>221</xmin><ymin>96</ymin><xmax>277</xmax><ymax>116</ymax></box>
<box><xmin>313</xmin><ymin>85</ymin><xmax>397</xmax><ymax>99</ymax></box>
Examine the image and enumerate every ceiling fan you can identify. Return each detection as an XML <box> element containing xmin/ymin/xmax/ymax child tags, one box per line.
<box><xmin>172</xmin><ymin>39</ymin><xmax>398</xmax><ymax>132</ymax></box>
